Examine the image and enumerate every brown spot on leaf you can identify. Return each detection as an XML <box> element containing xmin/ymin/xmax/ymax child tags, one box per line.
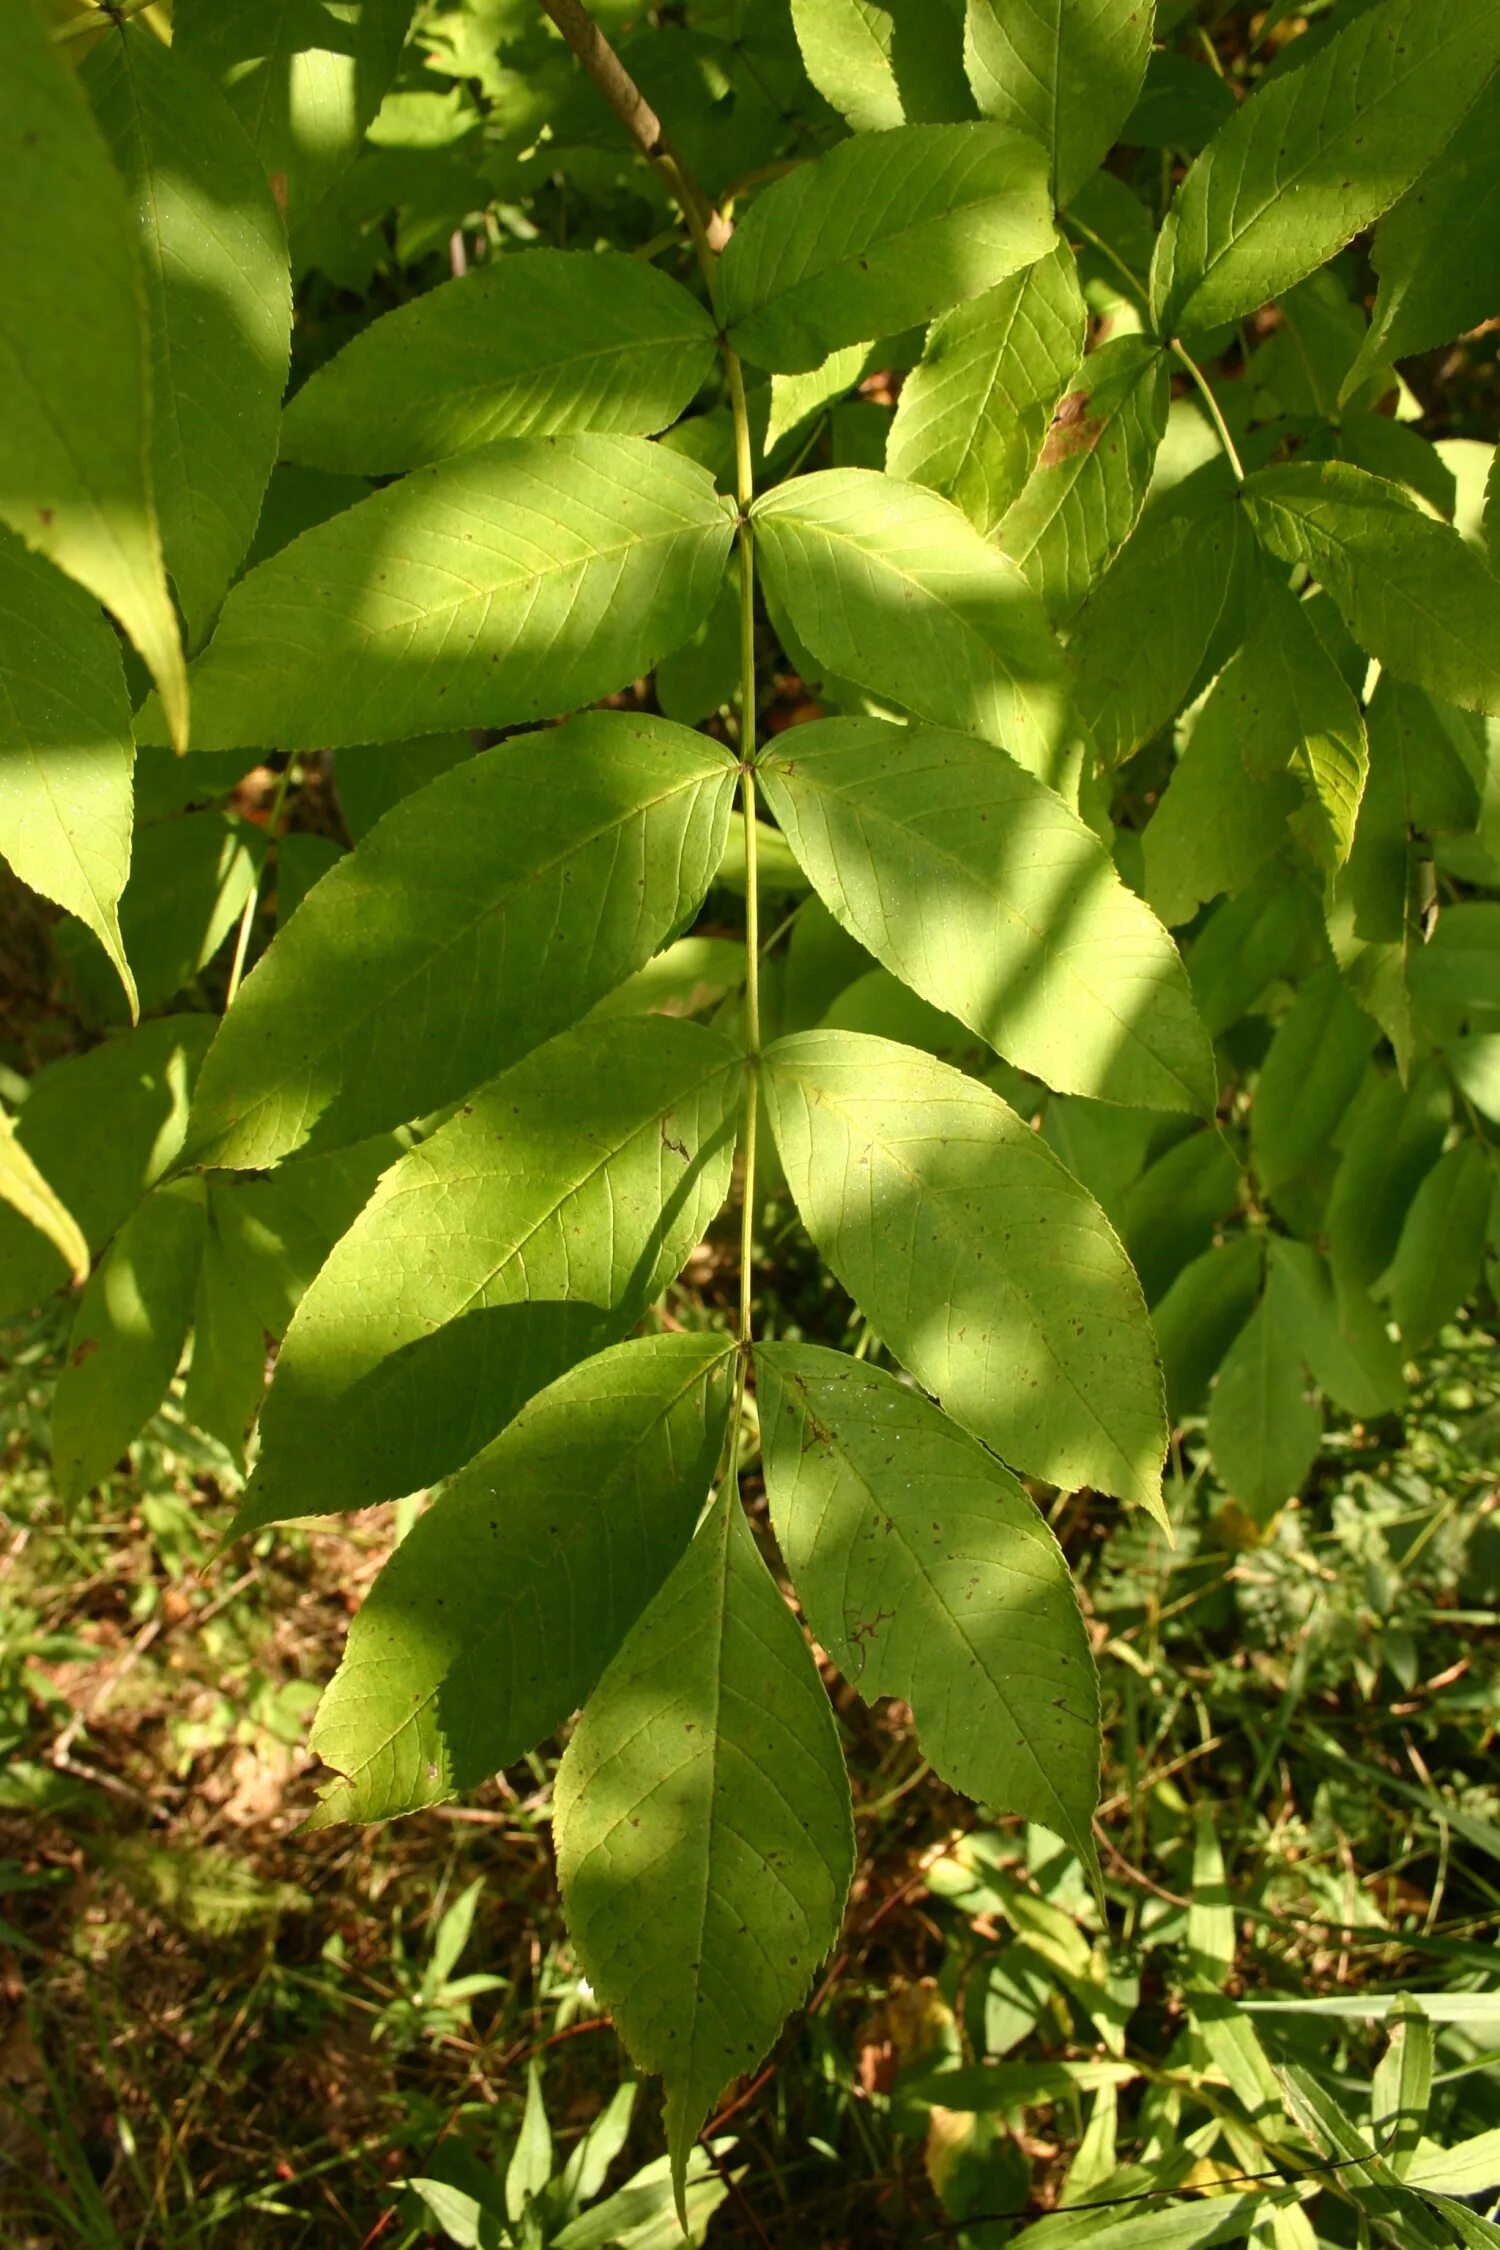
<box><xmin>1039</xmin><ymin>390</ymin><xmax>1104</xmax><ymax>467</ymax></box>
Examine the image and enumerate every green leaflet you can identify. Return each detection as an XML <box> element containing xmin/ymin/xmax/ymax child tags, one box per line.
<box><xmin>751</xmin><ymin>469</ymin><xmax>1072</xmax><ymax>782</ymax></box>
<box><xmin>756</xmin><ymin>718</ymin><xmax>1215</xmax><ymax>1113</ymax></box>
<box><xmin>0</xmin><ymin>532</ymin><xmax>136</xmax><ymax>1013</ymax></box>
<box><xmin>83</xmin><ymin>26</ymin><xmax>292</xmax><ymax>649</ymax></box>
<box><xmin>0</xmin><ymin>2</ymin><xmax>185</xmax><ymax>750</ymax></box>
<box><xmin>1327</xmin><ymin>1066</ymin><xmax>1452</xmax><ymax>1295</ymax></box>
<box><xmin>964</xmin><ymin>0</ymin><xmax>1153</xmax><ymax>206</ymax></box>
<box><xmin>307</xmin><ymin>1333</ymin><xmax>735</xmax><ymax>1826</ymax></box>
<box><xmin>51</xmin><ymin>1177</ymin><xmax>207</xmax><ymax>1503</ymax></box>
<box><xmin>1326</xmin><ymin>705</ymin><xmax>1418</xmax><ymax>1071</ymax></box>
<box><xmin>0</xmin><ymin>1107</ymin><xmax>88</xmax><ymax>1289</ymax></box>
<box><xmin>1118</xmin><ymin>1129</ymin><xmax>1242</xmax><ymax>1304</ymax></box>
<box><xmin>1251</xmin><ymin>965</ymin><xmax>1376</xmax><ymax>1201</ymax></box>
<box><xmin>1072</xmin><ymin>483</ymin><xmax>1249</xmax><ymax>772</ymax></box>
<box><xmin>1206</xmin><ymin>1292</ymin><xmax>1322</xmax><ymax>1529</ymax></box>
<box><xmin>1267</xmin><ymin>1238</ymin><xmax>1405</xmax><ymax>1420</ymax></box>
<box><xmin>334</xmin><ymin>733</ymin><xmax>477</xmax><ymax>841</ymax></box>
<box><xmin>1378</xmin><ymin>1140</ymin><xmax>1493</xmax><ymax>1352</ymax></box>
<box><xmin>184</xmin><ymin>713</ymin><xmax>737</xmax><ymax>1168</ymax></box>
<box><xmin>234</xmin><ymin>1014</ymin><xmax>742</xmax><ymax>1532</ymax></box>
<box><xmin>757</xmin><ymin>1343</ymin><xmax>1100</xmax><ymax>1872</ymax></box>
<box><xmin>762</xmin><ymin>1030</ymin><xmax>1168</xmax><ymax>1515</ymax></box>
<box><xmin>791</xmin><ymin>0</ymin><xmax>970</xmax><ymax>130</ymax></box>
<box><xmin>142</xmin><ymin>436</ymin><xmax>736</xmax><ymax>752</ymax></box>
<box><xmin>279</xmin><ymin>250</ymin><xmax>719</xmax><ymax>475</ymax></box>
<box><xmin>1236</xmin><ymin>561</ymin><xmax>1370</xmax><ymax>874</ymax></box>
<box><xmin>1188</xmin><ymin>880</ymin><xmax>1323</xmax><ymax>1042</ymax></box>
<box><xmin>1152</xmin><ymin>1233</ymin><xmax>1264</xmax><ymax>1423</ymax></box>
<box><xmin>1150</xmin><ymin>0</ymin><xmax>1500</xmax><ymax>341</ymax></box>
<box><xmin>554</xmin><ymin>1489</ymin><xmax>854</xmax><ymax>2212</ymax></box>
<box><xmin>885</xmin><ymin>244</ymin><xmax>1088</xmax><ymax>539</ymax></box>
<box><xmin>182</xmin><ymin>1199</ymin><xmax>272</xmax><ymax>1465</ymax></box>
<box><xmin>0</xmin><ymin>1016</ymin><xmax>214</xmax><ymax>1321</ymax></box>
<box><xmin>992</xmin><ymin>334</ymin><xmax>1170</xmax><ymax>622</ymax></box>
<box><xmin>1143</xmin><ymin>667</ymin><xmax>1303</xmax><ymax>930</ymax></box>
<box><xmin>1346</xmin><ymin>76</ymin><xmax>1500</xmax><ymax>399</ymax></box>
<box><xmin>111</xmin><ymin>811</ymin><xmax>264</xmax><ymax>1015</ymax></box>
<box><xmin>718</xmin><ymin>124</ymin><xmax>1056</xmax><ymax>373</ymax></box>
<box><xmin>1246</xmin><ymin>461</ymin><xmax>1500</xmax><ymax>719</ymax></box>
<box><xmin>174</xmin><ymin>0</ymin><xmax>415</xmax><ymax>231</ymax></box>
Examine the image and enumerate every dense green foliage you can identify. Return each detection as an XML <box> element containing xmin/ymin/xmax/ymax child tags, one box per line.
<box><xmin>2</xmin><ymin>0</ymin><xmax>1499</xmax><ymax>2234</ymax></box>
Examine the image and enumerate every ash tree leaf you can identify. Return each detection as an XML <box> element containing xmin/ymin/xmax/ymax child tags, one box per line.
<box><xmin>234</xmin><ymin>1015</ymin><xmax>742</xmax><ymax>1534</ymax></box>
<box><xmin>0</xmin><ymin>1</ymin><xmax>186</xmax><ymax>751</ymax></box>
<box><xmin>1152</xmin><ymin>1232</ymin><xmax>1264</xmax><ymax>1423</ymax></box>
<box><xmin>307</xmin><ymin>1332</ymin><xmax>735</xmax><ymax>1828</ymax></box>
<box><xmin>791</xmin><ymin>0</ymin><xmax>968</xmax><ymax>131</ymax></box>
<box><xmin>1118</xmin><ymin>1128</ymin><xmax>1242</xmax><ymax>1303</ymax></box>
<box><xmin>1206</xmin><ymin>1290</ymin><xmax>1322</xmax><ymax>1530</ymax></box>
<box><xmin>964</xmin><ymin>0</ymin><xmax>1155</xmax><ymax>206</ymax></box>
<box><xmin>1342</xmin><ymin>77</ymin><xmax>1500</xmax><ymax>401</ymax></box>
<box><xmin>762</xmin><ymin>1029</ymin><xmax>1169</xmax><ymax>1515</ymax></box>
<box><xmin>992</xmin><ymin>334</ymin><xmax>1170</xmax><ymax>622</ymax></box>
<box><xmin>1327</xmin><ymin>1065</ymin><xmax>1451</xmax><ymax>1296</ymax></box>
<box><xmin>885</xmin><ymin>243</ymin><xmax>1088</xmax><ymax>539</ymax></box>
<box><xmin>554</xmin><ymin>1488</ymin><xmax>855</xmax><ymax>2215</ymax></box>
<box><xmin>757</xmin><ymin>717</ymin><xmax>1215</xmax><ymax>1113</ymax></box>
<box><xmin>279</xmin><ymin>251</ymin><xmax>720</xmax><ymax>476</ymax></box>
<box><xmin>182</xmin><ymin>1195</ymin><xmax>274</xmax><ymax>1464</ymax></box>
<box><xmin>0</xmin><ymin>1016</ymin><xmax>214</xmax><ymax>1321</ymax></box>
<box><xmin>718</xmin><ymin>124</ymin><xmax>1056</xmax><ymax>373</ymax></box>
<box><xmin>1325</xmin><ymin>703</ymin><xmax>1419</xmax><ymax>1070</ymax></box>
<box><xmin>184</xmin><ymin>713</ymin><xmax>737</xmax><ymax>1170</ymax></box>
<box><xmin>141</xmin><ymin>435</ymin><xmax>736</xmax><ymax>753</ymax></box>
<box><xmin>83</xmin><ymin>25</ymin><xmax>293</xmax><ymax>649</ymax></box>
<box><xmin>1245</xmin><ymin>460</ymin><xmax>1500</xmax><ymax>719</ymax></box>
<box><xmin>0</xmin><ymin>1106</ymin><xmax>89</xmax><ymax>1289</ymax></box>
<box><xmin>1149</xmin><ymin>0</ymin><xmax>1500</xmax><ymax>341</ymax></box>
<box><xmin>51</xmin><ymin>1177</ymin><xmax>207</xmax><ymax>1504</ymax></box>
<box><xmin>0</xmin><ymin>532</ymin><xmax>137</xmax><ymax>1015</ymax></box>
<box><xmin>1251</xmin><ymin>963</ymin><xmax>1376</xmax><ymax>1202</ymax></box>
<box><xmin>757</xmin><ymin>1343</ymin><xmax>1101</xmax><ymax>1872</ymax></box>
<box><xmin>1267</xmin><ymin>1238</ymin><xmax>1405</xmax><ymax>1419</ymax></box>
<box><xmin>114</xmin><ymin>810</ymin><xmax>264</xmax><ymax>1015</ymax></box>
<box><xmin>1236</xmin><ymin>557</ymin><xmax>1370</xmax><ymax>873</ymax></box>
<box><xmin>174</xmin><ymin>0</ymin><xmax>416</xmax><ymax>231</ymax></box>
<box><xmin>1142</xmin><ymin>667</ymin><xmax>1303</xmax><ymax>930</ymax></box>
<box><xmin>1072</xmin><ymin>483</ymin><xmax>1250</xmax><ymax>771</ymax></box>
<box><xmin>751</xmin><ymin>468</ymin><xmax>1072</xmax><ymax>782</ymax></box>
<box><xmin>1377</xmin><ymin>1140</ymin><xmax>1492</xmax><ymax>1352</ymax></box>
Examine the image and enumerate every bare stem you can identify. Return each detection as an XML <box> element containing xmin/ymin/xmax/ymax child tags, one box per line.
<box><xmin>224</xmin><ymin>761</ymin><xmax>295</xmax><ymax>1011</ymax></box>
<box><xmin>1170</xmin><ymin>339</ymin><xmax>1247</xmax><ymax>484</ymax></box>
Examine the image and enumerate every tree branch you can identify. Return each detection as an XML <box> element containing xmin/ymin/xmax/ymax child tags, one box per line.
<box><xmin>536</xmin><ymin>0</ymin><xmax>730</xmax><ymax>264</ymax></box>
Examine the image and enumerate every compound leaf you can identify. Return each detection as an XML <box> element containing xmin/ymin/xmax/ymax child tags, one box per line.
<box><xmin>719</xmin><ymin>124</ymin><xmax>1055</xmax><ymax>373</ymax></box>
<box><xmin>0</xmin><ymin>532</ymin><xmax>136</xmax><ymax>1013</ymax></box>
<box><xmin>763</xmin><ymin>1029</ymin><xmax>1168</xmax><ymax>1514</ymax></box>
<box><xmin>0</xmin><ymin>3</ymin><xmax>185</xmax><ymax>748</ymax></box>
<box><xmin>83</xmin><ymin>25</ymin><xmax>292</xmax><ymax>647</ymax></box>
<box><xmin>885</xmin><ymin>243</ymin><xmax>1088</xmax><ymax>539</ymax></box>
<box><xmin>758</xmin><ymin>1342</ymin><xmax>1100</xmax><ymax>1871</ymax></box>
<box><xmin>51</xmin><ymin>1177</ymin><xmax>207</xmax><ymax>1503</ymax></box>
<box><xmin>964</xmin><ymin>0</ymin><xmax>1154</xmax><ymax>206</ymax></box>
<box><xmin>308</xmin><ymin>1332</ymin><xmax>735</xmax><ymax>1827</ymax></box>
<box><xmin>992</xmin><ymin>334</ymin><xmax>1170</xmax><ymax>621</ymax></box>
<box><xmin>757</xmin><ymin>717</ymin><xmax>1214</xmax><ymax>1112</ymax></box>
<box><xmin>1150</xmin><ymin>0</ymin><xmax>1500</xmax><ymax>340</ymax></box>
<box><xmin>554</xmin><ymin>1489</ymin><xmax>854</xmax><ymax>2214</ymax></box>
<box><xmin>144</xmin><ymin>436</ymin><xmax>735</xmax><ymax>751</ymax></box>
<box><xmin>280</xmin><ymin>250</ymin><xmax>719</xmax><ymax>475</ymax></box>
<box><xmin>235</xmin><ymin>1015</ymin><xmax>742</xmax><ymax>1532</ymax></box>
<box><xmin>1245</xmin><ymin>460</ymin><xmax>1500</xmax><ymax>718</ymax></box>
<box><xmin>185</xmin><ymin>713</ymin><xmax>737</xmax><ymax>1169</ymax></box>
<box><xmin>751</xmin><ymin>468</ymin><xmax>1071</xmax><ymax>781</ymax></box>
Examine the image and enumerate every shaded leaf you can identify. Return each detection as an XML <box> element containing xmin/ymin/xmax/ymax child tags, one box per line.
<box><xmin>84</xmin><ymin>26</ymin><xmax>292</xmax><ymax>646</ymax></box>
<box><xmin>308</xmin><ymin>1334</ymin><xmax>735</xmax><ymax>1826</ymax></box>
<box><xmin>1267</xmin><ymin>1238</ymin><xmax>1405</xmax><ymax>1418</ymax></box>
<box><xmin>0</xmin><ymin>2</ymin><xmax>185</xmax><ymax>747</ymax></box>
<box><xmin>1206</xmin><ymin>1293</ymin><xmax>1322</xmax><ymax>1529</ymax></box>
<box><xmin>1142</xmin><ymin>668</ymin><xmax>1302</xmax><ymax>929</ymax></box>
<box><xmin>763</xmin><ymin>1029</ymin><xmax>1168</xmax><ymax>1513</ymax></box>
<box><xmin>1378</xmin><ymin>1140</ymin><xmax>1492</xmax><ymax>1351</ymax></box>
<box><xmin>1152</xmin><ymin>1233</ymin><xmax>1264</xmax><ymax>1424</ymax></box>
<box><xmin>280</xmin><ymin>251</ymin><xmax>718</xmax><ymax>475</ymax></box>
<box><xmin>554</xmin><ymin>1490</ymin><xmax>854</xmax><ymax>2212</ymax></box>
<box><xmin>758</xmin><ymin>1343</ymin><xmax>1100</xmax><ymax>1870</ymax></box>
<box><xmin>1237</xmin><ymin>557</ymin><xmax>1369</xmax><ymax>873</ymax></box>
<box><xmin>185</xmin><ymin>713</ymin><xmax>736</xmax><ymax>1168</ymax></box>
<box><xmin>1326</xmin><ymin>1065</ymin><xmax>1452</xmax><ymax>1294</ymax></box>
<box><xmin>235</xmin><ymin>1016</ymin><xmax>741</xmax><ymax>1530</ymax></box>
<box><xmin>1251</xmin><ymin>963</ymin><xmax>1376</xmax><ymax>1199</ymax></box>
<box><xmin>757</xmin><ymin>717</ymin><xmax>1214</xmax><ymax>1111</ymax></box>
